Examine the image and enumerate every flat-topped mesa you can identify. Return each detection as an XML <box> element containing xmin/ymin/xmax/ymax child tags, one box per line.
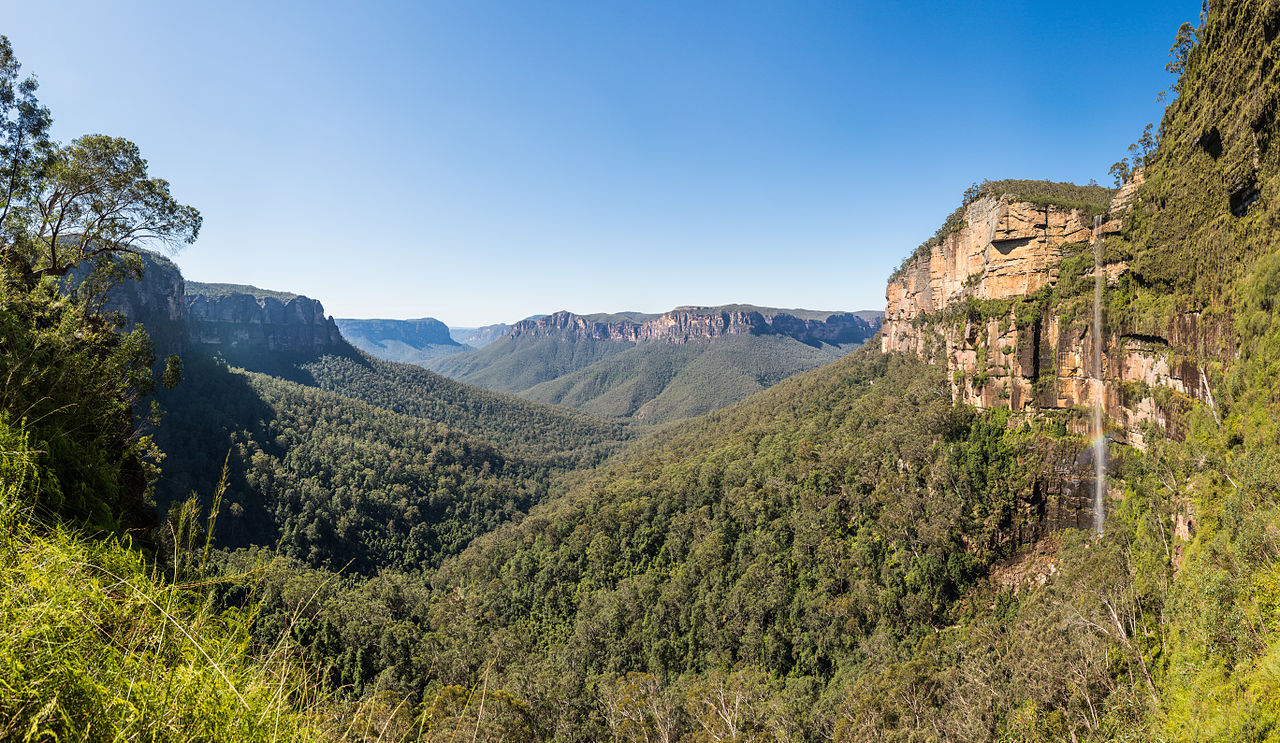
<box><xmin>882</xmin><ymin>175</ymin><xmax>1218</xmax><ymax>448</ymax></box>
<box><xmin>509</xmin><ymin>306</ymin><xmax>879</xmax><ymax>346</ymax></box>
<box><xmin>185</xmin><ymin>284</ymin><xmax>344</xmax><ymax>352</ymax></box>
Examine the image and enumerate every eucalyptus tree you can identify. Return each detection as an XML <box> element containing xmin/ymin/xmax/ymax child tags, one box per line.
<box><xmin>0</xmin><ymin>35</ymin><xmax>200</xmax><ymax>282</ymax></box>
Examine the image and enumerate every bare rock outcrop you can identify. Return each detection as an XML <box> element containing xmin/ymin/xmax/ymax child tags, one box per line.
<box><xmin>509</xmin><ymin>306</ymin><xmax>880</xmax><ymax>347</ymax></box>
<box><xmin>185</xmin><ymin>289</ymin><xmax>344</xmax><ymax>352</ymax></box>
<box><xmin>882</xmin><ymin>181</ymin><xmax>1224</xmax><ymax>450</ymax></box>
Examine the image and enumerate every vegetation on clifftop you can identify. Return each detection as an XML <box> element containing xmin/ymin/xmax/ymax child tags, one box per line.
<box><xmin>890</xmin><ymin>178</ymin><xmax>1117</xmax><ymax>282</ymax></box>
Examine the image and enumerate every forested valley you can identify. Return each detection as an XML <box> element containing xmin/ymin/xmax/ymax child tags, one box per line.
<box><xmin>3</xmin><ymin>1</ymin><xmax>1280</xmax><ymax>741</ymax></box>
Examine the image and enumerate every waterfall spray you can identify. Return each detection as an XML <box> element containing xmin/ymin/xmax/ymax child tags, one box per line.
<box><xmin>1092</xmin><ymin>215</ymin><xmax>1106</xmax><ymax>536</ymax></box>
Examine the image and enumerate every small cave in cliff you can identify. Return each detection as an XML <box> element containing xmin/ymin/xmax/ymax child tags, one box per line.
<box><xmin>1120</xmin><ymin>332</ymin><xmax>1170</xmax><ymax>349</ymax></box>
<box><xmin>991</xmin><ymin>236</ymin><xmax>1033</xmax><ymax>255</ymax></box>
<box><xmin>1231</xmin><ymin>180</ymin><xmax>1261</xmax><ymax>217</ymax></box>
<box><xmin>1197</xmin><ymin>126</ymin><xmax>1223</xmax><ymax>159</ymax></box>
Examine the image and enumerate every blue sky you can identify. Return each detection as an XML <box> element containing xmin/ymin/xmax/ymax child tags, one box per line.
<box><xmin>4</xmin><ymin>1</ymin><xmax>1199</xmax><ymax>326</ymax></box>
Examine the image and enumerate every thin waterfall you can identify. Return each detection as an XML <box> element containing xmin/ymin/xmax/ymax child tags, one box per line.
<box><xmin>1092</xmin><ymin>215</ymin><xmax>1106</xmax><ymax>535</ymax></box>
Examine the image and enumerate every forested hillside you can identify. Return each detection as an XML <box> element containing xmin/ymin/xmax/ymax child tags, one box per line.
<box><xmin>153</xmin><ymin>353</ymin><xmax>553</xmax><ymax>574</ymax></box>
<box><xmin>226</xmin><ymin>2</ymin><xmax>1280</xmax><ymax>738</ymax></box>
<box><xmin>521</xmin><ymin>334</ymin><xmax>857</xmax><ymax>420</ymax></box>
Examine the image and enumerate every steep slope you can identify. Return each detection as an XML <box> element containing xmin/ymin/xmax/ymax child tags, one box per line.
<box><xmin>430</xmin><ymin>334</ymin><xmax>635</xmax><ymax>392</ymax></box>
<box><xmin>294</xmin><ymin>349</ymin><xmax>628</xmax><ymax>466</ymax></box>
<box><xmin>246</xmin><ymin>6</ymin><xmax>1280</xmax><ymax>738</ymax></box>
<box><xmin>147</xmin><ymin>281</ymin><xmax>630</xmax><ymax>575</ymax></box>
<box><xmin>335</xmin><ymin>316</ymin><xmax>465</xmax><ymax>365</ymax></box>
<box><xmin>154</xmin><ymin>353</ymin><xmax>551</xmax><ymax>573</ymax></box>
<box><xmin>429</xmin><ymin>305</ymin><xmax>881</xmax><ymax>423</ymax></box>
<box><xmin>174</xmin><ymin>284</ymin><xmax>627</xmax><ymax>465</ymax></box>
<box><xmin>185</xmin><ymin>282</ymin><xmax>345</xmax><ymax>353</ymax></box>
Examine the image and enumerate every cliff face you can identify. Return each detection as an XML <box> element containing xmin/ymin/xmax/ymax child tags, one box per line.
<box><xmin>98</xmin><ymin>253</ymin><xmax>188</xmax><ymax>358</ymax></box>
<box><xmin>185</xmin><ymin>291</ymin><xmax>344</xmax><ymax>353</ymax></box>
<box><xmin>335</xmin><ymin>317</ymin><xmax>458</xmax><ymax>348</ymax></box>
<box><xmin>334</xmin><ymin>317</ymin><xmax>463</xmax><ymax>366</ymax></box>
<box><xmin>882</xmin><ymin>177</ymin><xmax>1225</xmax><ymax>448</ymax></box>
<box><xmin>882</xmin><ymin>196</ymin><xmax>1094</xmax><ymax>352</ymax></box>
<box><xmin>510</xmin><ymin>306</ymin><xmax>880</xmax><ymax>346</ymax></box>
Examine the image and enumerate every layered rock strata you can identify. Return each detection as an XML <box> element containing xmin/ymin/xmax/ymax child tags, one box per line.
<box><xmin>94</xmin><ymin>252</ymin><xmax>188</xmax><ymax>358</ymax></box>
<box><xmin>185</xmin><ymin>290</ymin><xmax>344</xmax><ymax>352</ymax></box>
<box><xmin>509</xmin><ymin>307</ymin><xmax>880</xmax><ymax>346</ymax></box>
<box><xmin>883</xmin><ymin>179</ymin><xmax>1221</xmax><ymax>449</ymax></box>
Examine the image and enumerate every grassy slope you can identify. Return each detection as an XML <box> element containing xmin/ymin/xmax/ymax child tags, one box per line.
<box><xmin>0</xmin><ymin>414</ymin><xmax>327</xmax><ymax>741</ymax></box>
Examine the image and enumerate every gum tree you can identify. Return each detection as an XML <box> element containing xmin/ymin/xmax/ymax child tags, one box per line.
<box><xmin>0</xmin><ymin>35</ymin><xmax>200</xmax><ymax>282</ymax></box>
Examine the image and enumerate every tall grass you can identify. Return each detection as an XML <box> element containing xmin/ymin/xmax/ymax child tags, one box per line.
<box><xmin>0</xmin><ymin>417</ymin><xmax>514</xmax><ymax>741</ymax></box>
<box><xmin>0</xmin><ymin>417</ymin><xmax>328</xmax><ymax>741</ymax></box>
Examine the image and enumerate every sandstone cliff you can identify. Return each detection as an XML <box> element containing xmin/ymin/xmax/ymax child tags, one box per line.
<box><xmin>882</xmin><ymin>176</ymin><xmax>1223</xmax><ymax>449</ymax></box>
<box><xmin>509</xmin><ymin>305</ymin><xmax>880</xmax><ymax>347</ymax></box>
<box><xmin>65</xmin><ymin>251</ymin><xmax>187</xmax><ymax>358</ymax></box>
<box><xmin>186</xmin><ymin>283</ymin><xmax>344</xmax><ymax>353</ymax></box>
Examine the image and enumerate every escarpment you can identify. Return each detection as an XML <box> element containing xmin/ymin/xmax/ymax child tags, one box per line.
<box><xmin>509</xmin><ymin>305</ymin><xmax>880</xmax><ymax>346</ymax></box>
<box><xmin>87</xmin><ymin>252</ymin><xmax>188</xmax><ymax>358</ymax></box>
<box><xmin>883</xmin><ymin>175</ymin><xmax>1227</xmax><ymax>448</ymax></box>
<box><xmin>185</xmin><ymin>283</ymin><xmax>345</xmax><ymax>352</ymax></box>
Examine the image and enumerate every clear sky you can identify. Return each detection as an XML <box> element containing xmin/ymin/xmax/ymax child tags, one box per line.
<box><xmin>3</xmin><ymin>1</ymin><xmax>1199</xmax><ymax>326</ymax></box>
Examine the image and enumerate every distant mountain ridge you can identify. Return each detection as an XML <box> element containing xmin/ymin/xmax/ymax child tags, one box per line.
<box><xmin>506</xmin><ymin>305</ymin><xmax>879</xmax><ymax>346</ymax></box>
<box><xmin>449</xmin><ymin>323</ymin><xmax>510</xmax><ymax>348</ymax></box>
<box><xmin>335</xmin><ymin>317</ymin><xmax>463</xmax><ymax>365</ymax></box>
<box><xmin>428</xmin><ymin>304</ymin><xmax>883</xmax><ymax>423</ymax></box>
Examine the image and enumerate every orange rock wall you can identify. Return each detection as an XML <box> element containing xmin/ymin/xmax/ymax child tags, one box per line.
<box><xmin>882</xmin><ymin>179</ymin><xmax>1217</xmax><ymax>449</ymax></box>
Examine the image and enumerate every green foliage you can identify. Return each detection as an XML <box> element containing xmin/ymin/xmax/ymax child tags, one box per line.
<box><xmin>428</xmin><ymin>334</ymin><xmax>635</xmax><ymax>395</ymax></box>
<box><xmin>522</xmin><ymin>334</ymin><xmax>858</xmax><ymax>423</ymax></box>
<box><xmin>186</xmin><ymin>282</ymin><xmax>298</xmax><ymax>302</ymax></box>
<box><xmin>154</xmin><ymin>353</ymin><xmax>553</xmax><ymax>574</ymax></box>
<box><xmin>230</xmin><ymin>347</ymin><xmax>1068</xmax><ymax>739</ymax></box>
<box><xmin>1121</xmin><ymin>0</ymin><xmax>1280</xmax><ymax>306</ymax></box>
<box><xmin>0</xmin><ymin>418</ymin><xmax>326</xmax><ymax>741</ymax></box>
<box><xmin>428</xmin><ymin>310</ymin><xmax>876</xmax><ymax>425</ymax></box>
<box><xmin>205</xmin><ymin>345</ymin><xmax>627</xmax><ymax>467</ymax></box>
<box><xmin>979</xmin><ymin>178</ymin><xmax>1117</xmax><ymax>215</ymax></box>
<box><xmin>0</xmin><ymin>271</ymin><xmax>159</xmax><ymax>531</ymax></box>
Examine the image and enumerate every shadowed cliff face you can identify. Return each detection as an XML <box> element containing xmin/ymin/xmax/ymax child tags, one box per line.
<box><xmin>509</xmin><ymin>306</ymin><xmax>880</xmax><ymax>346</ymax></box>
<box><xmin>881</xmin><ymin>177</ymin><xmax>1226</xmax><ymax>449</ymax></box>
<box><xmin>185</xmin><ymin>291</ymin><xmax>344</xmax><ymax>352</ymax></box>
<box><xmin>107</xmin><ymin>254</ymin><xmax>187</xmax><ymax>358</ymax></box>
